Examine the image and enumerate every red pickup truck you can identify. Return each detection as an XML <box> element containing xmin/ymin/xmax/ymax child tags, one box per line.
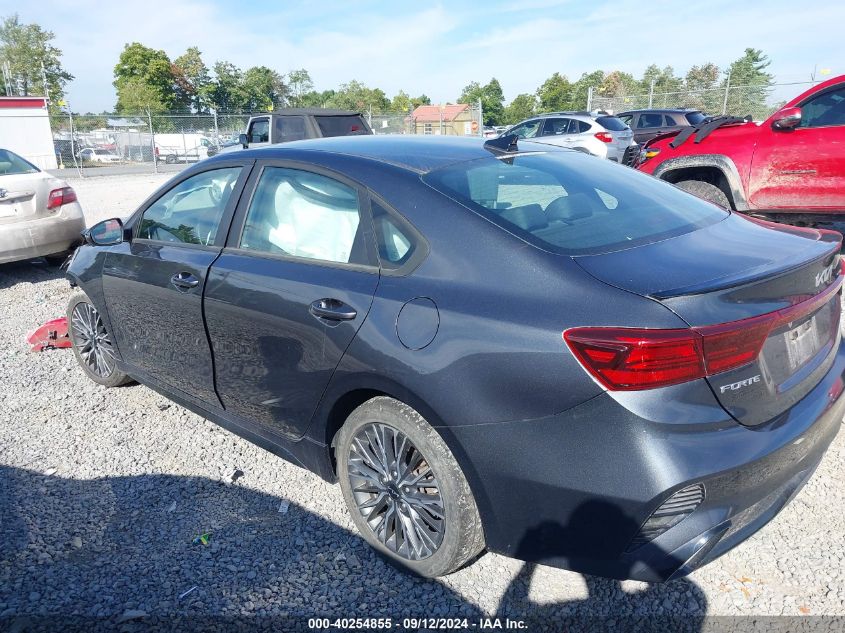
<box><xmin>636</xmin><ymin>75</ymin><xmax>845</xmax><ymax>225</ymax></box>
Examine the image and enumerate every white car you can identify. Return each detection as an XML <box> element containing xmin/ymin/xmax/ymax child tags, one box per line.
<box><xmin>502</xmin><ymin>112</ymin><xmax>636</xmax><ymax>163</ymax></box>
<box><xmin>78</xmin><ymin>147</ymin><xmax>122</xmax><ymax>163</ymax></box>
<box><xmin>0</xmin><ymin>148</ymin><xmax>86</xmax><ymax>264</ymax></box>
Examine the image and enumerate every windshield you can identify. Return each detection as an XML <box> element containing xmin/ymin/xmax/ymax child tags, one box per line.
<box><xmin>0</xmin><ymin>148</ymin><xmax>39</xmax><ymax>175</ymax></box>
<box><xmin>422</xmin><ymin>151</ymin><xmax>728</xmax><ymax>256</ymax></box>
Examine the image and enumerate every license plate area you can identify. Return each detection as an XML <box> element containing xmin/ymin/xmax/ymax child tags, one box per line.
<box><xmin>784</xmin><ymin>314</ymin><xmax>822</xmax><ymax>371</ymax></box>
<box><xmin>0</xmin><ymin>203</ymin><xmax>19</xmax><ymax>218</ymax></box>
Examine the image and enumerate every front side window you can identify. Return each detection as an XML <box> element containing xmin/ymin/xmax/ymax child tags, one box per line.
<box><xmin>0</xmin><ymin>149</ymin><xmax>39</xmax><ymax>175</ymax></box>
<box><xmin>423</xmin><ymin>152</ymin><xmax>727</xmax><ymax>256</ymax></box>
<box><xmin>249</xmin><ymin>118</ymin><xmax>270</xmax><ymax>143</ymax></box>
<box><xmin>509</xmin><ymin>120</ymin><xmax>543</xmax><ymax>139</ymax></box>
<box><xmin>801</xmin><ymin>87</ymin><xmax>845</xmax><ymax>128</ymax></box>
<box><xmin>239</xmin><ymin>167</ymin><xmax>367</xmax><ymax>265</ymax></box>
<box><xmin>137</xmin><ymin>167</ymin><xmax>241</xmax><ymax>245</ymax></box>
<box><xmin>274</xmin><ymin>116</ymin><xmax>307</xmax><ymax>142</ymax></box>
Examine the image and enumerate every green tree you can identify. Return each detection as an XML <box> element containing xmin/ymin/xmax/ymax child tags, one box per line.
<box><xmin>300</xmin><ymin>89</ymin><xmax>335</xmax><ymax>107</ymax></box>
<box><xmin>242</xmin><ymin>66</ymin><xmax>287</xmax><ymax>111</ymax></box>
<box><xmin>638</xmin><ymin>65</ymin><xmax>682</xmax><ymax>104</ymax></box>
<box><xmin>114</xmin><ymin>43</ymin><xmax>177</xmax><ymax>112</ymax></box>
<box><xmin>459</xmin><ymin>78</ymin><xmax>505</xmax><ymax>125</ymax></box>
<box><xmin>326</xmin><ymin>80</ymin><xmax>390</xmax><ymax>113</ymax></box>
<box><xmin>173</xmin><ymin>46</ymin><xmax>210</xmax><ymax>112</ymax></box>
<box><xmin>391</xmin><ymin>90</ymin><xmax>411</xmax><ymax>112</ymax></box>
<box><xmin>204</xmin><ymin>61</ymin><xmax>248</xmax><ymax>112</ymax></box>
<box><xmin>537</xmin><ymin>72</ymin><xmax>572</xmax><ymax>112</ymax></box>
<box><xmin>722</xmin><ymin>48</ymin><xmax>773</xmax><ymax>119</ymax></box>
<box><xmin>116</xmin><ymin>78</ymin><xmax>168</xmax><ymax>114</ymax></box>
<box><xmin>0</xmin><ymin>14</ymin><xmax>73</xmax><ymax>111</ymax></box>
<box><xmin>598</xmin><ymin>70</ymin><xmax>638</xmax><ymax>98</ymax></box>
<box><xmin>286</xmin><ymin>68</ymin><xmax>313</xmax><ymax>107</ymax></box>
<box><xmin>503</xmin><ymin>93</ymin><xmax>537</xmax><ymax>124</ymax></box>
<box><xmin>684</xmin><ymin>63</ymin><xmax>722</xmax><ymax>113</ymax></box>
<box><xmin>571</xmin><ymin>70</ymin><xmax>605</xmax><ymax>110</ymax></box>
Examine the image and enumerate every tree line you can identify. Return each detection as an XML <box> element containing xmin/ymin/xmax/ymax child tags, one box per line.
<box><xmin>1</xmin><ymin>12</ymin><xmax>775</xmax><ymax>125</ymax></box>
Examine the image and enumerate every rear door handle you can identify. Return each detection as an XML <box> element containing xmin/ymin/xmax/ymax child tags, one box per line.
<box><xmin>170</xmin><ymin>272</ymin><xmax>199</xmax><ymax>290</ymax></box>
<box><xmin>309</xmin><ymin>298</ymin><xmax>357</xmax><ymax>321</ymax></box>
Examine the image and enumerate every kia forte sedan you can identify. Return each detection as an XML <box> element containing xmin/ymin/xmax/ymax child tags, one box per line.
<box><xmin>64</xmin><ymin>135</ymin><xmax>844</xmax><ymax>580</ymax></box>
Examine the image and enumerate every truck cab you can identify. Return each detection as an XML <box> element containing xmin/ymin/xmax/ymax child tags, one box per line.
<box><xmin>230</xmin><ymin>109</ymin><xmax>373</xmax><ymax>153</ymax></box>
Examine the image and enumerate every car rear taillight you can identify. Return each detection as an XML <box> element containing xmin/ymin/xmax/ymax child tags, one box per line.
<box><xmin>47</xmin><ymin>187</ymin><xmax>77</xmax><ymax>210</ymax></box>
<box><xmin>564</xmin><ymin>277</ymin><xmax>842</xmax><ymax>390</ymax></box>
<box><xmin>594</xmin><ymin>132</ymin><xmax>613</xmax><ymax>143</ymax></box>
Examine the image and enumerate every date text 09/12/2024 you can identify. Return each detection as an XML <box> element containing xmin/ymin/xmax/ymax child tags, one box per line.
<box><xmin>308</xmin><ymin>617</ymin><xmax>528</xmax><ymax>630</ymax></box>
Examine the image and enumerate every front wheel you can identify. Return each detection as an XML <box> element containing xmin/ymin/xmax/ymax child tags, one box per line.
<box><xmin>67</xmin><ymin>291</ymin><xmax>131</xmax><ymax>387</ymax></box>
<box><xmin>675</xmin><ymin>179</ymin><xmax>730</xmax><ymax>208</ymax></box>
<box><xmin>335</xmin><ymin>397</ymin><xmax>485</xmax><ymax>577</ymax></box>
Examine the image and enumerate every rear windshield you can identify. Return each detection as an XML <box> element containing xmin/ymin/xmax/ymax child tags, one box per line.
<box><xmin>0</xmin><ymin>148</ymin><xmax>39</xmax><ymax>175</ymax></box>
<box><xmin>315</xmin><ymin>115</ymin><xmax>369</xmax><ymax>137</ymax></box>
<box><xmin>686</xmin><ymin>111</ymin><xmax>707</xmax><ymax>125</ymax></box>
<box><xmin>595</xmin><ymin>116</ymin><xmax>628</xmax><ymax>131</ymax></box>
<box><xmin>422</xmin><ymin>152</ymin><xmax>727</xmax><ymax>256</ymax></box>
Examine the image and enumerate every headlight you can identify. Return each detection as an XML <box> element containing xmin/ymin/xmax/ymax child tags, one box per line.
<box><xmin>638</xmin><ymin>147</ymin><xmax>661</xmax><ymax>164</ymax></box>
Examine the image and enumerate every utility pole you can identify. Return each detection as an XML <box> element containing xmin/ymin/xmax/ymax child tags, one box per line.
<box><xmin>722</xmin><ymin>71</ymin><xmax>731</xmax><ymax>115</ymax></box>
<box><xmin>648</xmin><ymin>79</ymin><xmax>656</xmax><ymax>108</ymax></box>
<box><xmin>477</xmin><ymin>98</ymin><xmax>483</xmax><ymax>136</ymax></box>
<box><xmin>586</xmin><ymin>86</ymin><xmax>594</xmax><ymax>111</ymax></box>
<box><xmin>40</xmin><ymin>61</ymin><xmax>50</xmax><ymax>104</ymax></box>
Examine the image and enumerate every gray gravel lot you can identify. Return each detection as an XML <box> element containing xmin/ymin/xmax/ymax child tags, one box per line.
<box><xmin>1</xmin><ymin>174</ymin><xmax>844</xmax><ymax>631</ymax></box>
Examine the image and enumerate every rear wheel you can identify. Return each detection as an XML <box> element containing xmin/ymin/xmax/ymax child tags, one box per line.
<box><xmin>675</xmin><ymin>179</ymin><xmax>730</xmax><ymax>208</ymax></box>
<box><xmin>67</xmin><ymin>291</ymin><xmax>131</xmax><ymax>387</ymax></box>
<box><xmin>165</xmin><ymin>154</ymin><xmax>177</xmax><ymax>164</ymax></box>
<box><xmin>335</xmin><ymin>397</ymin><xmax>485</xmax><ymax>577</ymax></box>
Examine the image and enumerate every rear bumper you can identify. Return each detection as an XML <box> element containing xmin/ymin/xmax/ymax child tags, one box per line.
<box><xmin>442</xmin><ymin>342</ymin><xmax>845</xmax><ymax>582</ymax></box>
<box><xmin>0</xmin><ymin>203</ymin><xmax>85</xmax><ymax>264</ymax></box>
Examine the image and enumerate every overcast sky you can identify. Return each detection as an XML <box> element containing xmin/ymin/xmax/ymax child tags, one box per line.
<box><xmin>3</xmin><ymin>0</ymin><xmax>843</xmax><ymax>112</ymax></box>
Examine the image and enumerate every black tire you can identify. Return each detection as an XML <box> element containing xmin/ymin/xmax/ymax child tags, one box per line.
<box><xmin>67</xmin><ymin>291</ymin><xmax>132</xmax><ymax>387</ymax></box>
<box><xmin>165</xmin><ymin>154</ymin><xmax>177</xmax><ymax>164</ymax></box>
<box><xmin>335</xmin><ymin>397</ymin><xmax>485</xmax><ymax>577</ymax></box>
<box><xmin>675</xmin><ymin>179</ymin><xmax>730</xmax><ymax>208</ymax></box>
<box><xmin>44</xmin><ymin>250</ymin><xmax>73</xmax><ymax>266</ymax></box>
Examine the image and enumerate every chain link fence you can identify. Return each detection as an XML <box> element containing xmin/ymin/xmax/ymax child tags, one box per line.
<box><xmin>588</xmin><ymin>81</ymin><xmax>816</xmax><ymax>121</ymax></box>
<box><xmin>43</xmin><ymin>105</ymin><xmax>484</xmax><ymax>176</ymax></box>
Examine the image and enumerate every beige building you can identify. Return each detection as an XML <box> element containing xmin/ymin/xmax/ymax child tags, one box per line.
<box><xmin>411</xmin><ymin>104</ymin><xmax>477</xmax><ymax>136</ymax></box>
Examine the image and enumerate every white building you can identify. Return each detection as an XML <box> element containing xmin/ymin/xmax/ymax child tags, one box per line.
<box><xmin>0</xmin><ymin>96</ymin><xmax>58</xmax><ymax>170</ymax></box>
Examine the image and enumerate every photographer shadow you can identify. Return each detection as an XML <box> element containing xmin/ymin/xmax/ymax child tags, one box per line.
<box><xmin>495</xmin><ymin>500</ymin><xmax>708</xmax><ymax>632</ymax></box>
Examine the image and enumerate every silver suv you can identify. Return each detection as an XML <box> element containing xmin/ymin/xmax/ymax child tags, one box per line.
<box><xmin>502</xmin><ymin>112</ymin><xmax>635</xmax><ymax>162</ymax></box>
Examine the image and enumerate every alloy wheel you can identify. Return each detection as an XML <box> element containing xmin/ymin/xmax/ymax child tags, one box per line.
<box><xmin>71</xmin><ymin>302</ymin><xmax>116</xmax><ymax>378</ymax></box>
<box><xmin>347</xmin><ymin>423</ymin><xmax>445</xmax><ymax>560</ymax></box>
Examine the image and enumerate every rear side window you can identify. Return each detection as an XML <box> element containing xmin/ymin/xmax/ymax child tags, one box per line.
<box><xmin>0</xmin><ymin>149</ymin><xmax>39</xmax><ymax>175</ymax></box>
<box><xmin>239</xmin><ymin>167</ymin><xmax>369</xmax><ymax>265</ymax></box>
<box><xmin>422</xmin><ymin>153</ymin><xmax>727</xmax><ymax>256</ymax></box>
<box><xmin>274</xmin><ymin>116</ymin><xmax>308</xmax><ymax>142</ymax></box>
<box><xmin>371</xmin><ymin>202</ymin><xmax>418</xmax><ymax>270</ymax></box>
<box><xmin>686</xmin><ymin>111</ymin><xmax>706</xmax><ymax>125</ymax></box>
<box><xmin>542</xmin><ymin>118</ymin><xmax>572</xmax><ymax>136</ymax></box>
<box><xmin>638</xmin><ymin>113</ymin><xmax>663</xmax><ymax>128</ymax></box>
<box><xmin>316</xmin><ymin>115</ymin><xmax>368</xmax><ymax>137</ymax></box>
<box><xmin>596</xmin><ymin>116</ymin><xmax>628</xmax><ymax>131</ymax></box>
<box><xmin>138</xmin><ymin>168</ymin><xmax>241</xmax><ymax>245</ymax></box>
<box><xmin>575</xmin><ymin>120</ymin><xmax>591</xmax><ymax>133</ymax></box>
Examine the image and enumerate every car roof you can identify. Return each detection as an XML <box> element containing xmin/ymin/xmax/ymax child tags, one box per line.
<box><xmin>224</xmin><ymin>135</ymin><xmax>563</xmax><ymax>174</ymax></box>
<box><xmin>618</xmin><ymin>108</ymin><xmax>701</xmax><ymax>114</ymax></box>
<box><xmin>258</xmin><ymin>108</ymin><xmax>364</xmax><ymax>117</ymax></box>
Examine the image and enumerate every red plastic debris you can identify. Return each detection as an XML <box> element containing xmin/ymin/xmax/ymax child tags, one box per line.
<box><xmin>26</xmin><ymin>317</ymin><xmax>72</xmax><ymax>352</ymax></box>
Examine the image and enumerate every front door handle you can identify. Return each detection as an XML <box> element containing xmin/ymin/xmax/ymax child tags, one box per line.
<box><xmin>309</xmin><ymin>298</ymin><xmax>357</xmax><ymax>321</ymax></box>
<box><xmin>170</xmin><ymin>272</ymin><xmax>199</xmax><ymax>290</ymax></box>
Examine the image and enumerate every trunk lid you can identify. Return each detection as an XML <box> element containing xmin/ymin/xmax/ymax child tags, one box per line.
<box><xmin>575</xmin><ymin>213</ymin><xmax>842</xmax><ymax>426</ymax></box>
<box><xmin>0</xmin><ymin>172</ymin><xmax>53</xmax><ymax>225</ymax></box>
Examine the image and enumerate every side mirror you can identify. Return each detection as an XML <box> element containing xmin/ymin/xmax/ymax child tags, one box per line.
<box><xmin>87</xmin><ymin>218</ymin><xmax>124</xmax><ymax>246</ymax></box>
<box><xmin>772</xmin><ymin>106</ymin><xmax>802</xmax><ymax>130</ymax></box>
<box><xmin>239</xmin><ymin>133</ymin><xmax>249</xmax><ymax>148</ymax></box>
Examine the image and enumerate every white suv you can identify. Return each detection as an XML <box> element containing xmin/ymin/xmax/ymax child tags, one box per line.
<box><xmin>503</xmin><ymin>112</ymin><xmax>635</xmax><ymax>163</ymax></box>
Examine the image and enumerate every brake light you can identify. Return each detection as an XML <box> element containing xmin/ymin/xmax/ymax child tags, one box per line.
<box><xmin>564</xmin><ymin>277</ymin><xmax>842</xmax><ymax>391</ymax></box>
<box><xmin>47</xmin><ymin>187</ymin><xmax>77</xmax><ymax>210</ymax></box>
<box><xmin>594</xmin><ymin>132</ymin><xmax>613</xmax><ymax>143</ymax></box>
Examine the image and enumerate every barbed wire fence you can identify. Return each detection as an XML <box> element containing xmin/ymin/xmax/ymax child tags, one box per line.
<box><xmin>45</xmin><ymin>103</ymin><xmax>483</xmax><ymax>176</ymax></box>
<box><xmin>587</xmin><ymin>81</ymin><xmax>817</xmax><ymax>120</ymax></box>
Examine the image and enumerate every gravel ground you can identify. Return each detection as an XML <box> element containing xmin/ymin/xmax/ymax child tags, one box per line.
<box><xmin>1</xmin><ymin>175</ymin><xmax>845</xmax><ymax>631</ymax></box>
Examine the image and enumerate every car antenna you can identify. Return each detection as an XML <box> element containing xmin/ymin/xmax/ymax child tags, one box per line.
<box><xmin>483</xmin><ymin>134</ymin><xmax>518</xmax><ymax>155</ymax></box>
